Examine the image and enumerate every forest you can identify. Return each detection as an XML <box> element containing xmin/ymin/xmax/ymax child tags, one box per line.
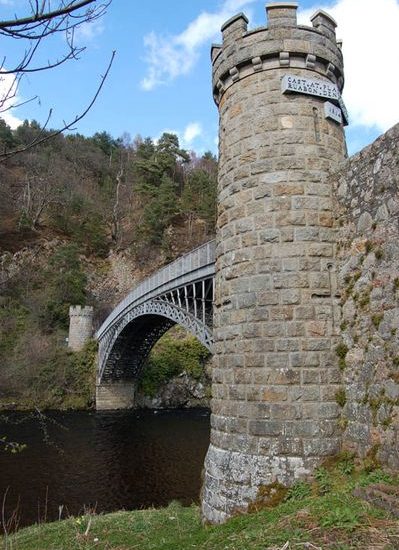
<box><xmin>0</xmin><ymin>119</ymin><xmax>217</xmax><ymax>409</ymax></box>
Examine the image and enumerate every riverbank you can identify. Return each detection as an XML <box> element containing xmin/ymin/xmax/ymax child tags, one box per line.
<box><xmin>4</xmin><ymin>458</ymin><xmax>399</xmax><ymax>549</ymax></box>
<box><xmin>0</xmin><ymin>327</ymin><xmax>211</xmax><ymax>412</ymax></box>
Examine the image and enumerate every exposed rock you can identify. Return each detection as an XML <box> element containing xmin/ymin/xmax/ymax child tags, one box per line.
<box><xmin>135</xmin><ymin>372</ymin><xmax>210</xmax><ymax>409</ymax></box>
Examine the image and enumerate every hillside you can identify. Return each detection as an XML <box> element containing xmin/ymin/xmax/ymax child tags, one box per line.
<box><xmin>0</xmin><ymin>120</ymin><xmax>217</xmax><ymax>409</ymax></box>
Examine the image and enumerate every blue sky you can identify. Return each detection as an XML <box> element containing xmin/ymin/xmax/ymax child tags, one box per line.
<box><xmin>2</xmin><ymin>0</ymin><xmax>399</xmax><ymax>156</ymax></box>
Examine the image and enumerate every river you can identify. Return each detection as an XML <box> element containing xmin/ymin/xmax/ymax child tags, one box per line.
<box><xmin>0</xmin><ymin>408</ymin><xmax>210</xmax><ymax>528</ymax></box>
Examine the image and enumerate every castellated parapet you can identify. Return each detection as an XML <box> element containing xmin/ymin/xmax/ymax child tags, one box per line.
<box><xmin>202</xmin><ymin>3</ymin><xmax>347</xmax><ymax>523</ymax></box>
<box><xmin>68</xmin><ymin>305</ymin><xmax>94</xmax><ymax>351</ymax></box>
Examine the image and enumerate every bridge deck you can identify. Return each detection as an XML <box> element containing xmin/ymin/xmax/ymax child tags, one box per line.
<box><xmin>96</xmin><ymin>240</ymin><xmax>216</xmax><ymax>341</ymax></box>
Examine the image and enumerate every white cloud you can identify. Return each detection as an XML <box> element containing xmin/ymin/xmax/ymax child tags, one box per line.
<box><xmin>183</xmin><ymin>122</ymin><xmax>202</xmax><ymax>145</ymax></box>
<box><xmin>74</xmin><ymin>19</ymin><xmax>105</xmax><ymax>44</ymax></box>
<box><xmin>0</xmin><ymin>72</ymin><xmax>23</xmax><ymax>129</ymax></box>
<box><xmin>140</xmin><ymin>0</ymin><xmax>257</xmax><ymax>91</ymax></box>
<box><xmin>299</xmin><ymin>0</ymin><xmax>399</xmax><ymax>132</ymax></box>
<box><xmin>143</xmin><ymin>0</ymin><xmax>399</xmax><ymax>140</ymax></box>
<box><xmin>155</xmin><ymin>121</ymin><xmax>203</xmax><ymax>150</ymax></box>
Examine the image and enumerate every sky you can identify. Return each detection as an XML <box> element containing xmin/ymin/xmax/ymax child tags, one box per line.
<box><xmin>1</xmin><ymin>0</ymin><xmax>399</xmax><ymax>156</ymax></box>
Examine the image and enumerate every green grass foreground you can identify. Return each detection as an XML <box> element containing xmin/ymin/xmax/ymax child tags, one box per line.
<box><xmin>3</xmin><ymin>462</ymin><xmax>399</xmax><ymax>550</ymax></box>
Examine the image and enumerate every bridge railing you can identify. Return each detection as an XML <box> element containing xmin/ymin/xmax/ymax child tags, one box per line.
<box><xmin>96</xmin><ymin>240</ymin><xmax>216</xmax><ymax>340</ymax></box>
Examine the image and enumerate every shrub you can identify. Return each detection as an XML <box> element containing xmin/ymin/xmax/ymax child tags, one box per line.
<box><xmin>138</xmin><ymin>330</ymin><xmax>210</xmax><ymax>397</ymax></box>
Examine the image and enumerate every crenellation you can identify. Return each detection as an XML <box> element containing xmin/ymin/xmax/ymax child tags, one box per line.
<box><xmin>310</xmin><ymin>9</ymin><xmax>337</xmax><ymax>38</ymax></box>
<box><xmin>266</xmin><ymin>3</ymin><xmax>298</xmax><ymax>28</ymax></box>
<box><xmin>221</xmin><ymin>12</ymin><xmax>248</xmax><ymax>44</ymax></box>
<box><xmin>211</xmin><ymin>43</ymin><xmax>222</xmax><ymax>62</ymax></box>
<box><xmin>212</xmin><ymin>42</ymin><xmax>343</xmax><ymax>104</ymax></box>
<box><xmin>69</xmin><ymin>305</ymin><xmax>93</xmax><ymax>317</ymax></box>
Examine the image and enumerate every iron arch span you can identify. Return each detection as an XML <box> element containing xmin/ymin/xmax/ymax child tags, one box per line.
<box><xmin>95</xmin><ymin>241</ymin><xmax>215</xmax><ymax>409</ymax></box>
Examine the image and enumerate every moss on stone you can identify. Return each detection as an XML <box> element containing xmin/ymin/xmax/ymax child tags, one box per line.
<box><xmin>335</xmin><ymin>388</ymin><xmax>347</xmax><ymax>407</ymax></box>
<box><xmin>340</xmin><ymin>320</ymin><xmax>348</xmax><ymax>331</ymax></box>
<box><xmin>358</xmin><ymin>290</ymin><xmax>370</xmax><ymax>309</ymax></box>
<box><xmin>365</xmin><ymin>240</ymin><xmax>374</xmax><ymax>254</ymax></box>
<box><xmin>248</xmin><ymin>482</ymin><xmax>288</xmax><ymax>512</ymax></box>
<box><xmin>335</xmin><ymin>343</ymin><xmax>348</xmax><ymax>370</ymax></box>
<box><xmin>362</xmin><ymin>444</ymin><xmax>381</xmax><ymax>473</ymax></box>
<box><xmin>372</xmin><ymin>314</ymin><xmax>384</xmax><ymax>329</ymax></box>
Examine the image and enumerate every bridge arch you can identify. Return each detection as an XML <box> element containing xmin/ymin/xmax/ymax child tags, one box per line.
<box><xmin>95</xmin><ymin>241</ymin><xmax>215</xmax><ymax>408</ymax></box>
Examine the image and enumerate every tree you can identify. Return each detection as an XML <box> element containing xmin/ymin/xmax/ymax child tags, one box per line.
<box><xmin>182</xmin><ymin>152</ymin><xmax>218</xmax><ymax>236</ymax></box>
<box><xmin>0</xmin><ymin>0</ymin><xmax>114</xmax><ymax>160</ymax></box>
<box><xmin>42</xmin><ymin>244</ymin><xmax>88</xmax><ymax>330</ymax></box>
<box><xmin>0</xmin><ymin>118</ymin><xmax>15</xmax><ymax>151</ymax></box>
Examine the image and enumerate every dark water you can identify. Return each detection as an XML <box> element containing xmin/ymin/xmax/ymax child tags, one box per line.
<box><xmin>0</xmin><ymin>408</ymin><xmax>210</xmax><ymax>528</ymax></box>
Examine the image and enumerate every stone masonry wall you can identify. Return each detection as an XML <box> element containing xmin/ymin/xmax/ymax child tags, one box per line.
<box><xmin>332</xmin><ymin>123</ymin><xmax>399</xmax><ymax>470</ymax></box>
<box><xmin>202</xmin><ymin>4</ymin><xmax>347</xmax><ymax>523</ymax></box>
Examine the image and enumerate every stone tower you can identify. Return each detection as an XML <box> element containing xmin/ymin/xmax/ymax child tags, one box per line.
<box><xmin>68</xmin><ymin>305</ymin><xmax>94</xmax><ymax>351</ymax></box>
<box><xmin>202</xmin><ymin>3</ymin><xmax>347</xmax><ymax>523</ymax></box>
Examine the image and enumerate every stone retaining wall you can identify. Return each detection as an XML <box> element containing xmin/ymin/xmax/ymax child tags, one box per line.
<box><xmin>332</xmin><ymin>123</ymin><xmax>399</xmax><ymax>469</ymax></box>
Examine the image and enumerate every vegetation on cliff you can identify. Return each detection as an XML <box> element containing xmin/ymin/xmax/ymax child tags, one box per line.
<box><xmin>138</xmin><ymin>327</ymin><xmax>211</xmax><ymax>398</ymax></box>
<box><xmin>0</xmin><ymin>119</ymin><xmax>217</xmax><ymax>409</ymax></box>
<box><xmin>4</xmin><ymin>457</ymin><xmax>399</xmax><ymax>549</ymax></box>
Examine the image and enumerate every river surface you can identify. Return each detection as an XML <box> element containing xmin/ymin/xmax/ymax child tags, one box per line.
<box><xmin>0</xmin><ymin>408</ymin><xmax>210</xmax><ymax>528</ymax></box>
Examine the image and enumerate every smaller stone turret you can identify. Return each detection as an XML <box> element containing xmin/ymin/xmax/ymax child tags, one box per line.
<box><xmin>68</xmin><ymin>305</ymin><xmax>93</xmax><ymax>351</ymax></box>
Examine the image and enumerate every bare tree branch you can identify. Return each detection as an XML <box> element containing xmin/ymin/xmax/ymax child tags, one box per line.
<box><xmin>0</xmin><ymin>1</ymin><xmax>114</xmax><ymax>159</ymax></box>
<box><xmin>0</xmin><ymin>1</ymin><xmax>97</xmax><ymax>30</ymax></box>
<box><xmin>0</xmin><ymin>1</ymin><xmax>110</xmax><ymax>73</ymax></box>
<box><xmin>0</xmin><ymin>50</ymin><xmax>116</xmax><ymax>161</ymax></box>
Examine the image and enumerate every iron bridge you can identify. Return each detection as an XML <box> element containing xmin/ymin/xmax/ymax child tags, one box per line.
<box><xmin>96</xmin><ymin>240</ymin><xmax>216</xmax><ymax>384</ymax></box>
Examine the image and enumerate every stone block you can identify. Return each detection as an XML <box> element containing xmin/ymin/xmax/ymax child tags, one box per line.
<box><xmin>249</xmin><ymin>420</ymin><xmax>283</xmax><ymax>436</ymax></box>
<box><xmin>263</xmin><ymin>387</ymin><xmax>288</xmax><ymax>402</ymax></box>
<box><xmin>270</xmin><ymin>306</ymin><xmax>294</xmax><ymax>321</ymax></box>
<box><xmin>258</xmin><ymin>291</ymin><xmax>280</xmax><ymax>305</ymax></box>
<box><xmin>303</xmin><ymin>438</ymin><xmax>341</xmax><ymax>457</ymax></box>
<box><xmin>302</xmin><ymin>338</ymin><xmax>331</xmax><ymax>351</ymax></box>
<box><xmin>289</xmin><ymin>351</ymin><xmax>320</xmax><ymax>368</ymax></box>
<box><xmin>270</xmin><ymin>404</ymin><xmax>299</xmax><ymax>420</ymax></box>
<box><xmin>280</xmin><ymin>227</ymin><xmax>294</xmax><ymax>242</ymax></box>
<box><xmin>276</xmin><ymin>338</ymin><xmax>301</xmax><ymax>351</ymax></box>
<box><xmin>259</xmin><ymin>229</ymin><xmax>280</xmax><ymax>243</ymax></box>
<box><xmin>278</xmin><ymin>437</ymin><xmax>304</xmax><ymax>455</ymax></box>
<box><xmin>267</xmin><ymin>353</ymin><xmax>290</xmax><ymax>368</ymax></box>
<box><xmin>286</xmin><ymin>321</ymin><xmax>306</xmax><ymax>336</ymax></box>
<box><xmin>290</xmin><ymin>385</ymin><xmax>321</xmax><ymax>402</ymax></box>
<box><xmin>284</xmin><ymin>421</ymin><xmax>320</xmax><ymax>438</ymax></box>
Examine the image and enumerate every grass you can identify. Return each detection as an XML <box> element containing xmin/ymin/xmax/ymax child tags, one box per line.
<box><xmin>3</xmin><ymin>462</ymin><xmax>399</xmax><ymax>550</ymax></box>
